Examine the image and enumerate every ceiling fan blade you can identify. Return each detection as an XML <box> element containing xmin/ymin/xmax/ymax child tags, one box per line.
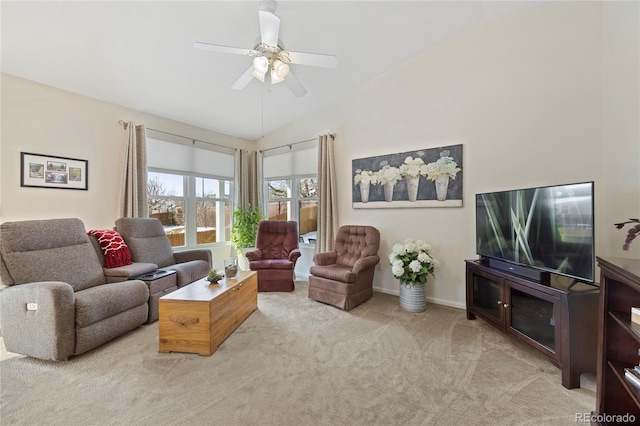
<box><xmin>284</xmin><ymin>51</ymin><xmax>338</xmax><ymax>69</ymax></box>
<box><xmin>259</xmin><ymin>10</ymin><xmax>280</xmax><ymax>47</ymax></box>
<box><xmin>283</xmin><ymin>71</ymin><xmax>307</xmax><ymax>97</ymax></box>
<box><xmin>193</xmin><ymin>42</ymin><xmax>257</xmax><ymax>57</ymax></box>
<box><xmin>231</xmin><ymin>66</ymin><xmax>257</xmax><ymax>90</ymax></box>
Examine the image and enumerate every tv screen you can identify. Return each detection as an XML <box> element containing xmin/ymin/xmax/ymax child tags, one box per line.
<box><xmin>475</xmin><ymin>182</ymin><xmax>595</xmax><ymax>283</ymax></box>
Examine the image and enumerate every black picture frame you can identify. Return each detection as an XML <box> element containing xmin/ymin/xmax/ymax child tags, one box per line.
<box><xmin>20</xmin><ymin>152</ymin><xmax>88</xmax><ymax>190</ymax></box>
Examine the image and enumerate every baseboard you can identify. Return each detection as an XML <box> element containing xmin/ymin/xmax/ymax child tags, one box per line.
<box><xmin>372</xmin><ymin>285</ymin><xmax>465</xmax><ymax>310</ymax></box>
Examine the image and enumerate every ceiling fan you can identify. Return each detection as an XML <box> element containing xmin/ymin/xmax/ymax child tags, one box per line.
<box><xmin>194</xmin><ymin>0</ymin><xmax>337</xmax><ymax>97</ymax></box>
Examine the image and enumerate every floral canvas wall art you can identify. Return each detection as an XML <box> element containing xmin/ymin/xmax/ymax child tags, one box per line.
<box><xmin>352</xmin><ymin>144</ymin><xmax>463</xmax><ymax>208</ymax></box>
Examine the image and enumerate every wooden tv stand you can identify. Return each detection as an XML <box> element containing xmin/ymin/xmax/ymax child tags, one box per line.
<box><xmin>593</xmin><ymin>257</ymin><xmax>640</xmax><ymax>423</ymax></box>
<box><xmin>465</xmin><ymin>259</ymin><xmax>600</xmax><ymax>389</ymax></box>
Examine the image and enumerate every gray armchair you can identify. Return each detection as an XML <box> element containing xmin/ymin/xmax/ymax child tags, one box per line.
<box><xmin>115</xmin><ymin>217</ymin><xmax>212</xmax><ymax>287</ymax></box>
<box><xmin>308</xmin><ymin>225</ymin><xmax>380</xmax><ymax>310</ymax></box>
<box><xmin>0</xmin><ymin>218</ymin><xmax>149</xmax><ymax>361</ymax></box>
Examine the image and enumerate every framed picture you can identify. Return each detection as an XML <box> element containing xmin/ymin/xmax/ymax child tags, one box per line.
<box><xmin>21</xmin><ymin>152</ymin><xmax>88</xmax><ymax>190</ymax></box>
<box><xmin>352</xmin><ymin>144</ymin><xmax>463</xmax><ymax>208</ymax></box>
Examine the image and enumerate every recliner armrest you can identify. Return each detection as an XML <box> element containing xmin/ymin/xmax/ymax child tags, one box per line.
<box><xmin>245</xmin><ymin>249</ymin><xmax>262</xmax><ymax>261</ymax></box>
<box><xmin>0</xmin><ymin>281</ymin><xmax>75</xmax><ymax>361</ymax></box>
<box><xmin>353</xmin><ymin>255</ymin><xmax>380</xmax><ymax>274</ymax></box>
<box><xmin>103</xmin><ymin>262</ymin><xmax>158</xmax><ymax>283</ymax></box>
<box><xmin>313</xmin><ymin>251</ymin><xmax>338</xmax><ymax>266</ymax></box>
<box><xmin>289</xmin><ymin>248</ymin><xmax>301</xmax><ymax>263</ymax></box>
<box><xmin>174</xmin><ymin>249</ymin><xmax>212</xmax><ymax>266</ymax></box>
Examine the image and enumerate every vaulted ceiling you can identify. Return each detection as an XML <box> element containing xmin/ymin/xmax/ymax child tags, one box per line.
<box><xmin>1</xmin><ymin>1</ymin><xmax>546</xmax><ymax>140</ymax></box>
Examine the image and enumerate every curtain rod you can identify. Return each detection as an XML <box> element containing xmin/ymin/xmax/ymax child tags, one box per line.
<box><xmin>260</xmin><ymin>133</ymin><xmax>335</xmax><ymax>153</ymax></box>
<box><xmin>118</xmin><ymin>120</ymin><xmax>236</xmax><ymax>151</ymax></box>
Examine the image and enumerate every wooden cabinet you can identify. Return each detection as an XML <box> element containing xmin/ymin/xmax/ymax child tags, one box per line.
<box><xmin>158</xmin><ymin>271</ymin><xmax>258</xmax><ymax>356</ymax></box>
<box><xmin>594</xmin><ymin>257</ymin><xmax>640</xmax><ymax>423</ymax></box>
<box><xmin>466</xmin><ymin>259</ymin><xmax>600</xmax><ymax>389</ymax></box>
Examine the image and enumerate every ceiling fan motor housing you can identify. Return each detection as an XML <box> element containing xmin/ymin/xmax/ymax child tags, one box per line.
<box><xmin>259</xmin><ymin>0</ymin><xmax>277</xmax><ymax>14</ymax></box>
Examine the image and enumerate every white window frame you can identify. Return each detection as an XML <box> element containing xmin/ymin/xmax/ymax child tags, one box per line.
<box><xmin>264</xmin><ymin>174</ymin><xmax>318</xmax><ymax>243</ymax></box>
<box><xmin>148</xmin><ymin>167</ymin><xmax>234</xmax><ymax>248</ymax></box>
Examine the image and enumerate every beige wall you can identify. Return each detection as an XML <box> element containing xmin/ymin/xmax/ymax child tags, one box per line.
<box><xmin>0</xmin><ymin>74</ymin><xmax>250</xmax><ymax>230</ymax></box>
<box><xmin>256</xmin><ymin>2</ymin><xmax>640</xmax><ymax>308</ymax></box>
<box><xmin>2</xmin><ymin>2</ymin><xmax>637</xmax><ymax>307</ymax></box>
<box><xmin>601</xmin><ymin>1</ymin><xmax>640</xmax><ymax>260</ymax></box>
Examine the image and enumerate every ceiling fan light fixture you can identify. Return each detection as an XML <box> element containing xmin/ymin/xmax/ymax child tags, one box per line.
<box><xmin>252</xmin><ymin>68</ymin><xmax>266</xmax><ymax>82</ymax></box>
<box><xmin>273</xmin><ymin>59</ymin><xmax>289</xmax><ymax>78</ymax></box>
<box><xmin>253</xmin><ymin>56</ymin><xmax>269</xmax><ymax>74</ymax></box>
<box><xmin>270</xmin><ymin>67</ymin><xmax>285</xmax><ymax>84</ymax></box>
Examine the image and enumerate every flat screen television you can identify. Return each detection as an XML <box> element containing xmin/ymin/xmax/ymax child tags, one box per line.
<box><xmin>475</xmin><ymin>181</ymin><xmax>595</xmax><ymax>283</ymax></box>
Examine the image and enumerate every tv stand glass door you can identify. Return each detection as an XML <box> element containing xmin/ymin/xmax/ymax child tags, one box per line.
<box><xmin>467</xmin><ymin>265</ymin><xmax>560</xmax><ymax>362</ymax></box>
<box><xmin>507</xmin><ymin>283</ymin><xmax>559</xmax><ymax>357</ymax></box>
<box><xmin>466</xmin><ymin>259</ymin><xmax>599</xmax><ymax>389</ymax></box>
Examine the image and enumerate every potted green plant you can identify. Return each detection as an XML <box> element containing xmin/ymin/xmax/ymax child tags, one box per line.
<box><xmin>230</xmin><ymin>205</ymin><xmax>265</xmax><ymax>270</ymax></box>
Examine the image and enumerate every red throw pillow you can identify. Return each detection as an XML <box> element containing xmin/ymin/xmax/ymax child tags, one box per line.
<box><xmin>87</xmin><ymin>229</ymin><xmax>133</xmax><ymax>268</ymax></box>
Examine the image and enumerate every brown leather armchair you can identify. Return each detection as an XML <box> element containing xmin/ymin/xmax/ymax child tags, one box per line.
<box><xmin>308</xmin><ymin>225</ymin><xmax>380</xmax><ymax>310</ymax></box>
<box><xmin>245</xmin><ymin>221</ymin><xmax>301</xmax><ymax>292</ymax></box>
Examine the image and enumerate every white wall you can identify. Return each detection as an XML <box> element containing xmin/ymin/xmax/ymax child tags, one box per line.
<box><xmin>0</xmin><ymin>73</ymin><xmax>251</xmax><ymax>230</ymax></box>
<box><xmin>601</xmin><ymin>1</ymin><xmax>640</xmax><ymax>260</ymax></box>
<box><xmin>256</xmin><ymin>2</ymin><xmax>640</xmax><ymax>308</ymax></box>
<box><xmin>2</xmin><ymin>2</ymin><xmax>637</xmax><ymax>307</ymax></box>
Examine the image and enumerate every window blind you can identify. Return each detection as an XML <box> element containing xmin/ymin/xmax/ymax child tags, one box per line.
<box><xmin>147</xmin><ymin>137</ymin><xmax>234</xmax><ymax>178</ymax></box>
<box><xmin>263</xmin><ymin>145</ymin><xmax>317</xmax><ymax>178</ymax></box>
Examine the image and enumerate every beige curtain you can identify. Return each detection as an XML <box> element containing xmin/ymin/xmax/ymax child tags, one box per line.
<box><xmin>118</xmin><ymin>122</ymin><xmax>148</xmax><ymax>218</ymax></box>
<box><xmin>234</xmin><ymin>149</ymin><xmax>260</xmax><ymax>210</ymax></box>
<box><xmin>316</xmin><ymin>134</ymin><xmax>338</xmax><ymax>253</ymax></box>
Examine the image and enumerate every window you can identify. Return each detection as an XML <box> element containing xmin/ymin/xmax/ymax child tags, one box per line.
<box><xmin>146</xmin><ymin>136</ymin><xmax>235</xmax><ymax>248</ymax></box>
<box><xmin>148</xmin><ymin>171</ymin><xmax>233</xmax><ymax>247</ymax></box>
<box><xmin>147</xmin><ymin>171</ymin><xmax>185</xmax><ymax>246</ymax></box>
<box><xmin>265</xmin><ymin>176</ymin><xmax>318</xmax><ymax>243</ymax></box>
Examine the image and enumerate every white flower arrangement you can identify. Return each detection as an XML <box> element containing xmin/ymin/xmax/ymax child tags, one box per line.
<box><xmin>424</xmin><ymin>154</ymin><xmax>461</xmax><ymax>181</ymax></box>
<box><xmin>353</xmin><ymin>169</ymin><xmax>379</xmax><ymax>186</ymax></box>
<box><xmin>399</xmin><ymin>156</ymin><xmax>428</xmax><ymax>178</ymax></box>
<box><xmin>389</xmin><ymin>238</ymin><xmax>439</xmax><ymax>286</ymax></box>
<box><xmin>376</xmin><ymin>164</ymin><xmax>402</xmax><ymax>186</ymax></box>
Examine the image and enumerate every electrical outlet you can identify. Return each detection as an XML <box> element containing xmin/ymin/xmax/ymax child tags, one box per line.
<box><xmin>376</xmin><ymin>262</ymin><xmax>383</xmax><ymax>271</ymax></box>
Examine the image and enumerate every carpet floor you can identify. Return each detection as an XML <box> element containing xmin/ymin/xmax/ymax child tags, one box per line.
<box><xmin>0</xmin><ymin>281</ymin><xmax>595</xmax><ymax>426</ymax></box>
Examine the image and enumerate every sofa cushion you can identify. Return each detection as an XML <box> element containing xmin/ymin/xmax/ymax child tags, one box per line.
<box><xmin>333</xmin><ymin>225</ymin><xmax>380</xmax><ymax>268</ymax></box>
<box><xmin>309</xmin><ymin>264</ymin><xmax>356</xmax><ymax>283</ymax></box>
<box><xmin>87</xmin><ymin>230</ymin><xmax>133</xmax><ymax>268</ymax></box>
<box><xmin>254</xmin><ymin>221</ymin><xmax>299</xmax><ymax>260</ymax></box>
<box><xmin>171</xmin><ymin>260</ymin><xmax>210</xmax><ymax>287</ymax></box>
<box><xmin>115</xmin><ymin>218</ymin><xmax>176</xmax><ymax>268</ymax></box>
<box><xmin>249</xmin><ymin>259</ymin><xmax>294</xmax><ymax>271</ymax></box>
<box><xmin>102</xmin><ymin>262</ymin><xmax>158</xmax><ymax>283</ymax></box>
<box><xmin>0</xmin><ymin>218</ymin><xmax>106</xmax><ymax>291</ymax></box>
<box><xmin>75</xmin><ymin>280</ymin><xmax>149</xmax><ymax>328</ymax></box>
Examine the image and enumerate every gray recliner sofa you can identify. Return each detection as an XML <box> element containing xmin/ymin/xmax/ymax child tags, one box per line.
<box><xmin>0</xmin><ymin>218</ymin><xmax>149</xmax><ymax>361</ymax></box>
<box><xmin>115</xmin><ymin>217</ymin><xmax>212</xmax><ymax>288</ymax></box>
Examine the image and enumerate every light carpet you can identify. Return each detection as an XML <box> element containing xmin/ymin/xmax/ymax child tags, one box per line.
<box><xmin>1</xmin><ymin>281</ymin><xmax>595</xmax><ymax>426</ymax></box>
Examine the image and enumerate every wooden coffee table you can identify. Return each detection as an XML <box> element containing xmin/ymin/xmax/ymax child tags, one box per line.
<box><xmin>158</xmin><ymin>270</ymin><xmax>257</xmax><ymax>356</ymax></box>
